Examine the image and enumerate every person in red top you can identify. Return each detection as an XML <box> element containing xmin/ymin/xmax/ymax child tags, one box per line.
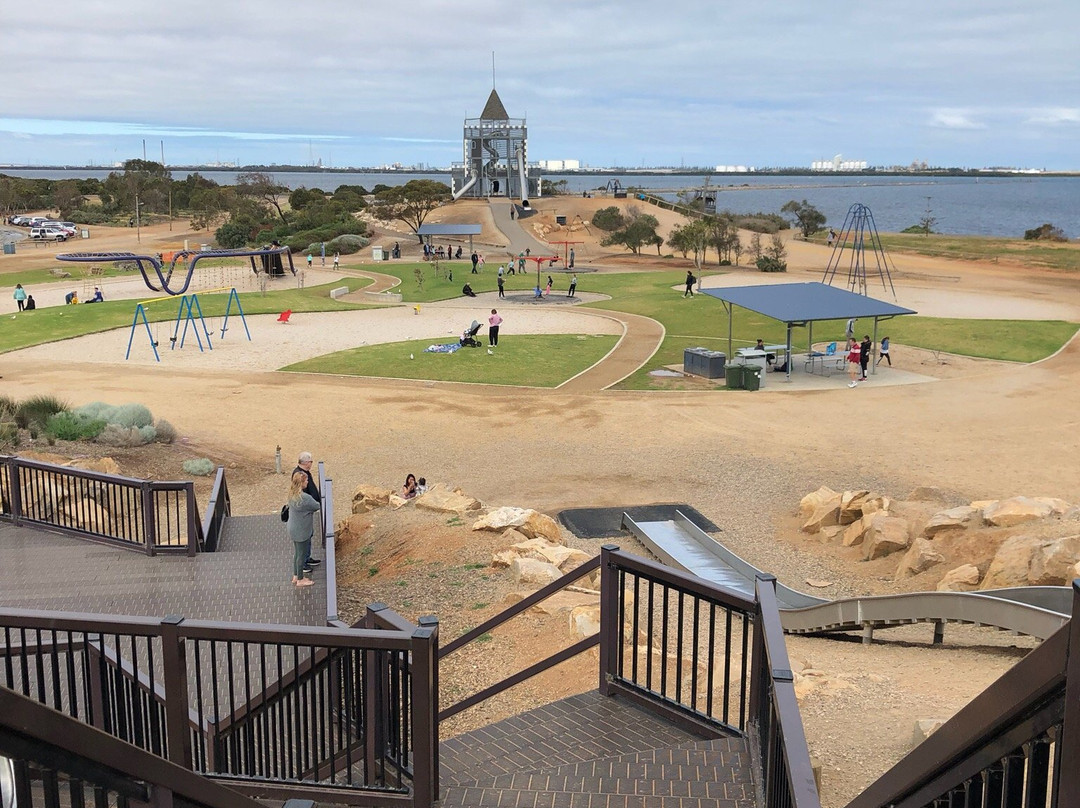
<box><xmin>846</xmin><ymin>338</ymin><xmax>862</xmax><ymax>388</ymax></box>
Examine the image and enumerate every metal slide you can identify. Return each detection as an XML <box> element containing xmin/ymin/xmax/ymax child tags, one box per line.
<box><xmin>621</xmin><ymin>512</ymin><xmax>1070</xmax><ymax>644</ymax></box>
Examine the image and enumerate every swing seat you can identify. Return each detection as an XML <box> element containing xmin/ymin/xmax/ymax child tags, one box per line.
<box><xmin>277</xmin><ymin>309</ymin><xmax>292</xmax><ymax>324</ymax></box>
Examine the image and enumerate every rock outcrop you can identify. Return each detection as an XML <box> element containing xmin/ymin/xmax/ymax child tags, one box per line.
<box><xmin>473</xmin><ymin>507</ymin><xmax>564</xmax><ymax>544</ymax></box>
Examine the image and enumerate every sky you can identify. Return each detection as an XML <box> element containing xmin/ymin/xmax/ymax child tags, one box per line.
<box><xmin>2</xmin><ymin>0</ymin><xmax>1078</xmax><ymax>171</ymax></box>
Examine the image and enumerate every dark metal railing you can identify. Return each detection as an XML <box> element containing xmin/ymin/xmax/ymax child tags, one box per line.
<box><xmin>844</xmin><ymin>581</ymin><xmax>1080</xmax><ymax>808</ymax></box>
<box><xmin>0</xmin><ymin>455</ymin><xmax>205</xmax><ymax>555</ymax></box>
<box><xmin>0</xmin><ymin>684</ymin><xmax>263</xmax><ymax>808</ymax></box>
<box><xmin>0</xmin><ymin>607</ymin><xmax>436</xmax><ymax>806</ymax></box>
<box><xmin>199</xmin><ymin>466</ymin><xmax>230</xmax><ymax>553</ymax></box>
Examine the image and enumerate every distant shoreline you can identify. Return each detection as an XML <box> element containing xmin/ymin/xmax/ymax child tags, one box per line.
<box><xmin>2</xmin><ymin>166</ymin><xmax>1077</xmax><ymax>179</ymax></box>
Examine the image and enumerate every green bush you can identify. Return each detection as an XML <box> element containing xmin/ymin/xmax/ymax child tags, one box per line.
<box><xmin>1024</xmin><ymin>223</ymin><xmax>1067</xmax><ymax>242</ymax></box>
<box><xmin>0</xmin><ymin>395</ymin><xmax>17</xmax><ymax>421</ymax></box>
<box><xmin>0</xmin><ymin>422</ymin><xmax>19</xmax><ymax>449</ymax></box>
<box><xmin>15</xmin><ymin>395</ymin><xmax>68</xmax><ymax>429</ymax></box>
<box><xmin>756</xmin><ymin>256</ymin><xmax>787</xmax><ymax>273</ymax></box>
<box><xmin>45</xmin><ymin>411</ymin><xmax>107</xmax><ymax>441</ymax></box>
<box><xmin>591</xmin><ymin>206</ymin><xmax>625</xmax><ymax>232</ymax></box>
<box><xmin>75</xmin><ymin>402</ymin><xmax>154</xmax><ymax>428</ymax></box>
<box><xmin>183</xmin><ymin>458</ymin><xmax>215</xmax><ymax>476</ymax></box>
<box><xmin>327</xmin><ymin>233</ymin><xmax>369</xmax><ymax>254</ymax></box>
<box><xmin>736</xmin><ymin>212</ymin><xmax>788</xmax><ymax>234</ymax></box>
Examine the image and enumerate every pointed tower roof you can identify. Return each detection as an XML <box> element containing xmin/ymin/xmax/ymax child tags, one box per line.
<box><xmin>480</xmin><ymin>89</ymin><xmax>509</xmax><ymax>121</ymax></box>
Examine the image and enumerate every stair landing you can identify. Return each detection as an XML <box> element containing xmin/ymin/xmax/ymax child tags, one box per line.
<box><xmin>440</xmin><ymin>690</ymin><xmax>756</xmax><ymax>807</ymax></box>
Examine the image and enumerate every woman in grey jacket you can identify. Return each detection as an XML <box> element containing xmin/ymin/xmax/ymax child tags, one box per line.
<box><xmin>286</xmin><ymin>471</ymin><xmax>321</xmax><ymax>587</ymax></box>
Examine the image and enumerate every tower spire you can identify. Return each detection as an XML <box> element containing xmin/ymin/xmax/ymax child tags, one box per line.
<box><xmin>492</xmin><ymin>51</ymin><xmax>496</xmax><ymax>88</ymax></box>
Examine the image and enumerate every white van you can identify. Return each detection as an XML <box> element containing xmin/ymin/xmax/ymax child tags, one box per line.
<box><xmin>30</xmin><ymin>227</ymin><xmax>67</xmax><ymax>241</ymax></box>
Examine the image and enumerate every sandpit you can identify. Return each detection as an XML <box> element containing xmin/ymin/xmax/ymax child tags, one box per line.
<box><xmin>7</xmin><ymin>301</ymin><xmax>624</xmax><ymax>372</ymax></box>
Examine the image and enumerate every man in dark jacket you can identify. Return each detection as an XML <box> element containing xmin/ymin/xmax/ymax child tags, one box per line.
<box><xmin>859</xmin><ymin>335</ymin><xmax>872</xmax><ymax>380</ymax></box>
<box><xmin>295</xmin><ymin>451</ymin><xmax>321</xmax><ymax>569</ymax></box>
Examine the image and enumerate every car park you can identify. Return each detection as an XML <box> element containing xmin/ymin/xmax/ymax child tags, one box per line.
<box><xmin>42</xmin><ymin>221</ymin><xmax>77</xmax><ymax>236</ymax></box>
<box><xmin>30</xmin><ymin>226</ymin><xmax>67</xmax><ymax>241</ymax></box>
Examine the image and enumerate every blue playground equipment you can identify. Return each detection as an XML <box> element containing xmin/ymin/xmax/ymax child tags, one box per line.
<box><xmin>126</xmin><ymin>288</ymin><xmax>250</xmax><ymax>362</ymax></box>
<box><xmin>56</xmin><ymin>245</ymin><xmax>295</xmax><ymax>296</ymax></box>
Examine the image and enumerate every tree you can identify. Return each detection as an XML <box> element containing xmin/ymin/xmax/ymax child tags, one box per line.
<box><xmin>668</xmin><ymin>220</ymin><xmax>710</xmax><ymax>268</ymax></box>
<box><xmin>370</xmin><ymin>180</ymin><xmax>451</xmax><ymax>243</ymax></box>
<box><xmin>781</xmin><ymin>199</ymin><xmax>826</xmax><ymax>238</ymax></box>
<box><xmin>749</xmin><ymin>232</ymin><xmax>763</xmax><ymax>263</ymax></box>
<box><xmin>601</xmin><ymin>210</ymin><xmax>660</xmax><ymax>255</ymax></box>
<box><xmin>236</xmin><ymin>171</ymin><xmax>289</xmax><ymax>225</ymax></box>
<box><xmin>757</xmin><ymin>234</ymin><xmax>788</xmax><ymax>272</ymax></box>
<box><xmin>591</xmin><ymin>206</ymin><xmax>625</xmax><ymax>232</ymax></box>
<box><xmin>52</xmin><ymin>180</ymin><xmax>84</xmax><ymax>218</ymax></box>
<box><xmin>103</xmin><ymin>159</ymin><xmax>171</xmax><ymax>215</ymax></box>
<box><xmin>189</xmin><ymin>186</ymin><xmax>234</xmax><ymax>231</ymax></box>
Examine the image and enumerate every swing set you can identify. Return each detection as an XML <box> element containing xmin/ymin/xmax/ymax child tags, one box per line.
<box><xmin>127</xmin><ymin>288</ymin><xmax>250</xmax><ymax>362</ymax></box>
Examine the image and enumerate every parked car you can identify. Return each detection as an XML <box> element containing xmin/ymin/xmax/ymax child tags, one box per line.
<box><xmin>9</xmin><ymin>215</ymin><xmax>32</xmax><ymax>226</ymax></box>
<box><xmin>30</xmin><ymin>227</ymin><xmax>67</xmax><ymax>241</ymax></box>
<box><xmin>42</xmin><ymin>221</ymin><xmax>77</xmax><ymax>236</ymax></box>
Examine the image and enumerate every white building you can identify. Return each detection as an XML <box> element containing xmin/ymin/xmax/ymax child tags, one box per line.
<box><xmin>811</xmin><ymin>155</ymin><xmax>868</xmax><ymax>171</ymax></box>
<box><xmin>538</xmin><ymin>159</ymin><xmax>581</xmax><ymax>171</ymax></box>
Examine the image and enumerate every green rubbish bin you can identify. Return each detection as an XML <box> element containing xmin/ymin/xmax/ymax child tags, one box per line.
<box><xmin>725</xmin><ymin>364</ymin><xmax>743</xmax><ymax>390</ymax></box>
<box><xmin>742</xmin><ymin>365</ymin><xmax>762</xmax><ymax>391</ymax></box>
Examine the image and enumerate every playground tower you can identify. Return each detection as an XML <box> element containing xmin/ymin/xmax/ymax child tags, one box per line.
<box><xmin>452</xmin><ymin>88</ymin><xmax>541</xmax><ymax>204</ymax></box>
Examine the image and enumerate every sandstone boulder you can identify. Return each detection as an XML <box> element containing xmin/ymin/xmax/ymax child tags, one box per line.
<box><xmin>351</xmin><ymin>484</ymin><xmax>391</xmax><ymax>514</ymax></box>
<box><xmin>65</xmin><ymin>457</ymin><xmax>121</xmax><ymax>476</ymax></box>
<box><xmin>799</xmin><ymin>486</ymin><xmax>840</xmax><ymax>518</ymax></box>
<box><xmin>912</xmin><ymin>719</ymin><xmax>948</xmax><ymax>747</ymax></box>
<box><xmin>842</xmin><ymin>517</ymin><xmax>870</xmax><ymax>547</ymax></box>
<box><xmin>802</xmin><ymin>504</ymin><xmax>840</xmax><ymax>535</ymax></box>
<box><xmin>1028</xmin><ymin>535</ymin><xmax>1080</xmax><ymax>586</ymax></box>
<box><xmin>982</xmin><ymin>497</ymin><xmax>1055</xmax><ymax>528</ymax></box>
<box><xmin>922</xmin><ymin>506</ymin><xmax>979</xmax><ymax>538</ymax></box>
<box><xmin>511</xmin><ymin>557</ymin><xmax>562</xmax><ymax>585</ymax></box>
<box><xmin>819</xmin><ymin>525</ymin><xmax>844</xmax><ymax>543</ymax></box>
<box><xmin>388</xmin><ymin>493</ymin><xmax>409</xmax><ymax>509</ymax></box>
<box><xmin>937</xmin><ymin>564</ymin><xmax>981</xmax><ymax>591</ymax></box>
<box><xmin>839</xmin><ymin>490</ymin><xmax>872</xmax><ymax>524</ymax></box>
<box><xmin>894</xmin><ymin>538</ymin><xmax>945</xmax><ymax>579</ymax></box>
<box><xmin>60</xmin><ymin>497</ymin><xmax>110</xmax><ymax>534</ymax></box>
<box><xmin>861</xmin><ymin>495</ymin><xmax>891</xmax><ymax>517</ymax></box>
<box><xmin>522</xmin><ymin>590</ymin><xmax>599</xmax><ymax>618</ymax></box>
<box><xmin>473</xmin><ymin>507</ymin><xmax>564</xmax><ymax>544</ymax></box>
<box><xmin>980</xmin><ymin>535</ymin><xmax>1046</xmax><ymax>589</ymax></box>
<box><xmin>1063</xmin><ymin>506</ymin><xmax>1080</xmax><ymax>522</ymax></box>
<box><xmin>415</xmin><ymin>484</ymin><xmax>482</xmax><ymax>514</ymax></box>
<box><xmin>1032</xmin><ymin>497</ymin><xmax>1071</xmax><ymax>515</ymax></box>
<box><xmin>491</xmin><ymin>538</ymin><xmax>557</xmax><ymax>567</ymax></box>
<box><xmin>571</xmin><ymin>605</ymin><xmax>602</xmax><ymax>639</ymax></box>
<box><xmin>863</xmin><ymin>514</ymin><xmax>911</xmax><ymax>561</ymax></box>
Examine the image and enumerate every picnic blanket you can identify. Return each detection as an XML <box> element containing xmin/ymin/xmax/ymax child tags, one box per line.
<box><xmin>424</xmin><ymin>342</ymin><xmax>462</xmax><ymax>354</ymax></box>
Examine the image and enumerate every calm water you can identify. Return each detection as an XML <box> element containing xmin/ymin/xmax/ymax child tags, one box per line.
<box><xmin>5</xmin><ymin>168</ymin><xmax>1078</xmax><ymax>238</ymax></box>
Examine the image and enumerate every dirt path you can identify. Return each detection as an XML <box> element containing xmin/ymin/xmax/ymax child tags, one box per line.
<box><xmin>557</xmin><ymin>308</ymin><xmax>664</xmax><ymax>391</ymax></box>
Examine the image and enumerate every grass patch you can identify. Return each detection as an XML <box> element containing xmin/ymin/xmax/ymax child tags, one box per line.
<box><xmin>0</xmin><ymin>277</ymin><xmax>374</xmax><ymax>354</ymax></box>
<box><xmin>282</xmin><ymin>334</ymin><xmax>618</xmax><ymax>387</ymax></box>
<box><xmin>369</xmin><ymin>262</ymin><xmax>577</xmax><ymax>302</ymax></box>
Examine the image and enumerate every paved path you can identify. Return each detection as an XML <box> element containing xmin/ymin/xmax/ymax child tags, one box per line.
<box><xmin>558</xmin><ymin>308</ymin><xmax>666</xmax><ymax>391</ymax></box>
<box><xmin>489</xmin><ymin>199</ymin><xmax>556</xmax><ymax>259</ymax></box>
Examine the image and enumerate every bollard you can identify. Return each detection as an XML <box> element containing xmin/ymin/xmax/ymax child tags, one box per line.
<box><xmin>414</xmin><ymin>305</ymin><xmax>421</xmax><ymax>315</ymax></box>
<box><xmin>275</xmin><ymin>445</ymin><xmax>282</xmax><ymax>474</ymax></box>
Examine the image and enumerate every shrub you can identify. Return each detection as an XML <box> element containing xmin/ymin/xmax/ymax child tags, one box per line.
<box><xmin>327</xmin><ymin>233</ymin><xmax>370</xmax><ymax>254</ymax></box>
<box><xmin>75</xmin><ymin>402</ymin><xmax>154</xmax><ymax>428</ymax></box>
<box><xmin>45</xmin><ymin>411</ymin><xmax>106</xmax><ymax>441</ymax></box>
<box><xmin>0</xmin><ymin>422</ymin><xmax>19</xmax><ymax>449</ymax></box>
<box><xmin>1024</xmin><ymin>223</ymin><xmax>1067</xmax><ymax>242</ymax></box>
<box><xmin>183</xmin><ymin>458</ymin><xmax>215</xmax><ymax>476</ymax></box>
<box><xmin>591</xmin><ymin>206</ymin><xmax>625</xmax><ymax>232</ymax></box>
<box><xmin>15</xmin><ymin>395</ymin><xmax>68</xmax><ymax>429</ymax></box>
<box><xmin>154</xmin><ymin>419</ymin><xmax>177</xmax><ymax>443</ymax></box>
<box><xmin>138</xmin><ymin>425</ymin><xmax>157</xmax><ymax>443</ymax></box>
<box><xmin>756</xmin><ymin>256</ymin><xmax>787</xmax><ymax>273</ymax></box>
<box><xmin>736</xmin><ymin>212</ymin><xmax>788</xmax><ymax>234</ymax></box>
<box><xmin>0</xmin><ymin>395</ymin><xmax>17</xmax><ymax>421</ymax></box>
<box><xmin>96</xmin><ymin>424</ymin><xmax>150</xmax><ymax>447</ymax></box>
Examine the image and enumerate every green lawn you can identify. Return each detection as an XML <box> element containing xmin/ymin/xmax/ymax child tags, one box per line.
<box><xmin>0</xmin><ymin>257</ymin><xmax>271</xmax><ymax>290</ymax></box>
<box><xmin>282</xmin><ymin>334</ymin><xmax>618</xmax><ymax>387</ymax></box>
<box><xmin>368</xmin><ymin>262</ymin><xmax>576</xmax><ymax>302</ymax></box>
<box><xmin>0</xmin><ymin>277</ymin><xmax>375</xmax><ymax>354</ymax></box>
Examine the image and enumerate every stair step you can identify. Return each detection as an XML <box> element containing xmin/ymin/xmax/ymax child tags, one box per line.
<box><xmin>440</xmin><ymin>691</ymin><xmax>715</xmax><ymax>787</ymax></box>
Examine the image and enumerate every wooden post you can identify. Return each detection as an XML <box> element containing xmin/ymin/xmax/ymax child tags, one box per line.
<box><xmin>1056</xmin><ymin>581</ymin><xmax>1080</xmax><ymax>804</ymax></box>
<box><xmin>159</xmin><ymin>615</ymin><xmax>193</xmax><ymax>770</ymax></box>
<box><xmin>410</xmin><ymin>625</ymin><xmax>437</xmax><ymax>808</ymax></box>
<box><xmin>598</xmin><ymin>544</ymin><xmax>620</xmax><ymax>695</ymax></box>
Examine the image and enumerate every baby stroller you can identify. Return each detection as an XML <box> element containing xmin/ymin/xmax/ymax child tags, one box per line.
<box><xmin>459</xmin><ymin>320</ymin><xmax>483</xmax><ymax>347</ymax></box>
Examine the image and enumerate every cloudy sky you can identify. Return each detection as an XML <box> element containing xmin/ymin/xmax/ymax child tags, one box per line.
<box><xmin>2</xmin><ymin>0</ymin><xmax>1077</xmax><ymax>170</ymax></box>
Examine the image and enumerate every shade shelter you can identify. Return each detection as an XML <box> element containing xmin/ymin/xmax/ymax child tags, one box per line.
<box><xmin>702</xmin><ymin>282</ymin><xmax>916</xmax><ymax>381</ymax></box>
<box><xmin>416</xmin><ymin>223</ymin><xmax>483</xmax><ymax>257</ymax></box>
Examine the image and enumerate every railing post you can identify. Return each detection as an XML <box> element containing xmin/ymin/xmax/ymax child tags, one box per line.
<box><xmin>418</xmin><ymin>615</ymin><xmax>440</xmax><ymax>802</ymax></box>
<box><xmin>747</xmin><ymin>573</ymin><xmax>775</xmax><ymax>730</ymax></box>
<box><xmin>86</xmin><ymin>634</ymin><xmax>108</xmax><ymax>731</ymax></box>
<box><xmin>142</xmin><ymin>482</ymin><xmax>157</xmax><ymax>556</ymax></box>
<box><xmin>159</xmin><ymin>615</ymin><xmax>193</xmax><ymax>770</ymax></box>
<box><xmin>410</xmin><ymin>625</ymin><xmax>437</xmax><ymax>808</ymax></box>
<box><xmin>598</xmin><ymin>544</ymin><xmax>620</xmax><ymax>695</ymax></box>
<box><xmin>1057</xmin><ymin>581</ymin><xmax>1080</xmax><ymax>804</ymax></box>
<box><xmin>8</xmin><ymin>456</ymin><xmax>23</xmax><ymax>525</ymax></box>
<box><xmin>184</xmin><ymin>481</ymin><xmax>198</xmax><ymax>556</ymax></box>
<box><xmin>363</xmin><ymin>604</ymin><xmax>387</xmax><ymax>785</ymax></box>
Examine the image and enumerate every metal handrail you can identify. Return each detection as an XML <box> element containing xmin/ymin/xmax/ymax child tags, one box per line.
<box><xmin>199</xmin><ymin>466</ymin><xmax>230</xmax><ymax>553</ymax></box>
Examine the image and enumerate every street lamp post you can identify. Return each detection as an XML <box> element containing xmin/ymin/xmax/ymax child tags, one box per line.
<box><xmin>135</xmin><ymin>192</ymin><xmax>141</xmax><ymax>243</ymax></box>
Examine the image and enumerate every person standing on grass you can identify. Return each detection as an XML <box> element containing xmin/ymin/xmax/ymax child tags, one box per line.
<box><xmin>859</xmin><ymin>335</ymin><xmax>872</xmax><ymax>380</ymax></box>
<box><xmin>846</xmin><ymin>338</ymin><xmax>862</xmax><ymax>388</ymax></box>
<box><xmin>13</xmin><ymin>284</ymin><xmax>26</xmax><ymax>311</ymax></box>
<box><xmin>471</xmin><ymin>251</ymin><xmax>479</xmax><ymax>273</ymax></box>
<box><xmin>877</xmin><ymin>336</ymin><xmax>891</xmax><ymax>366</ymax></box>
<box><xmin>286</xmin><ymin>471</ymin><xmax>320</xmax><ymax>588</ymax></box>
<box><xmin>497</xmin><ymin>273</ymin><xmax>505</xmax><ymax>299</ymax></box>
<box><xmin>568</xmin><ymin>274</ymin><xmax>577</xmax><ymax>297</ymax></box>
<box><xmin>488</xmin><ymin>309</ymin><xmax>502</xmax><ymax>347</ymax></box>
<box><xmin>684</xmin><ymin>271</ymin><xmax>696</xmax><ymax>297</ymax></box>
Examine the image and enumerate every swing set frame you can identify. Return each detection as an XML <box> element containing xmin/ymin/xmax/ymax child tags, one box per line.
<box><xmin>127</xmin><ymin>288</ymin><xmax>250</xmax><ymax>362</ymax></box>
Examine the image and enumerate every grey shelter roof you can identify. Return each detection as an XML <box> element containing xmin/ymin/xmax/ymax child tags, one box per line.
<box><xmin>417</xmin><ymin>224</ymin><xmax>483</xmax><ymax>236</ymax></box>
<box><xmin>703</xmin><ymin>282</ymin><xmax>915</xmax><ymax>323</ymax></box>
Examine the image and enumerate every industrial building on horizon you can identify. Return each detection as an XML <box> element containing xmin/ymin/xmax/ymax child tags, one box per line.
<box><xmin>812</xmin><ymin>154</ymin><xmax>869</xmax><ymax>171</ymax></box>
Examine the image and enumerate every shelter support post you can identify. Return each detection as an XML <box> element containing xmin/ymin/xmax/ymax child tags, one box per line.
<box><xmin>872</xmin><ymin>317</ymin><xmax>879</xmax><ymax>376</ymax></box>
<box><xmin>785</xmin><ymin>323</ymin><xmax>793</xmax><ymax>382</ymax></box>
